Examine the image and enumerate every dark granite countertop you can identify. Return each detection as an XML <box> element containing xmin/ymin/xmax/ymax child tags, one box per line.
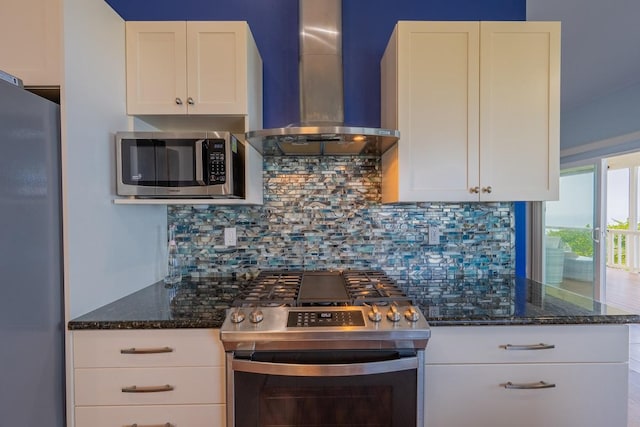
<box><xmin>67</xmin><ymin>275</ymin><xmax>640</xmax><ymax>330</ymax></box>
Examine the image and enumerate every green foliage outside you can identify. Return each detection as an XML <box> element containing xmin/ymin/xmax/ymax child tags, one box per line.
<box><xmin>608</xmin><ymin>219</ymin><xmax>634</xmax><ymax>231</ymax></box>
<box><xmin>547</xmin><ymin>227</ymin><xmax>593</xmax><ymax>257</ymax></box>
<box><xmin>547</xmin><ymin>219</ymin><xmax>634</xmax><ymax>261</ymax></box>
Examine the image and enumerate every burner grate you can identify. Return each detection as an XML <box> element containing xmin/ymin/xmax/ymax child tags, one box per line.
<box><xmin>234</xmin><ymin>270</ymin><xmax>412</xmax><ymax>307</ymax></box>
<box><xmin>234</xmin><ymin>271</ymin><xmax>303</xmax><ymax>307</ymax></box>
<box><xmin>342</xmin><ymin>271</ymin><xmax>410</xmax><ymax>305</ymax></box>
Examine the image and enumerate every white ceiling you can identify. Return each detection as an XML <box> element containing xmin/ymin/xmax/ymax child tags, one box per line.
<box><xmin>527</xmin><ymin>0</ymin><xmax>640</xmax><ymax>113</ymax></box>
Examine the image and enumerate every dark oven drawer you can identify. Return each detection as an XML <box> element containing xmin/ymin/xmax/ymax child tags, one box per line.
<box><xmin>227</xmin><ymin>350</ymin><xmax>423</xmax><ymax>427</ymax></box>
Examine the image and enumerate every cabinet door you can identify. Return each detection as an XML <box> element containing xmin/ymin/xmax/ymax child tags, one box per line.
<box><xmin>186</xmin><ymin>22</ymin><xmax>249</xmax><ymax>115</ymax></box>
<box><xmin>0</xmin><ymin>0</ymin><xmax>61</xmax><ymax>86</ymax></box>
<box><xmin>382</xmin><ymin>21</ymin><xmax>480</xmax><ymax>203</ymax></box>
<box><xmin>75</xmin><ymin>404</ymin><xmax>225</xmax><ymax>427</ymax></box>
<box><xmin>479</xmin><ymin>21</ymin><xmax>560</xmax><ymax>201</ymax></box>
<box><xmin>74</xmin><ymin>367</ymin><xmax>224</xmax><ymax>406</ymax></box>
<box><xmin>425</xmin><ymin>324</ymin><xmax>629</xmax><ymax>364</ymax></box>
<box><xmin>425</xmin><ymin>363</ymin><xmax>628</xmax><ymax>427</ymax></box>
<box><xmin>126</xmin><ymin>21</ymin><xmax>188</xmax><ymax>115</ymax></box>
<box><xmin>73</xmin><ymin>329</ymin><xmax>225</xmax><ymax>368</ymax></box>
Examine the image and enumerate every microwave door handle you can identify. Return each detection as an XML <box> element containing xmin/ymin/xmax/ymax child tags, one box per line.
<box><xmin>195</xmin><ymin>139</ymin><xmax>205</xmax><ymax>185</ymax></box>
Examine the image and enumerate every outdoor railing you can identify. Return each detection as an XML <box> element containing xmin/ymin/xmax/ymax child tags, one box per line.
<box><xmin>607</xmin><ymin>229</ymin><xmax>640</xmax><ymax>273</ymax></box>
<box><xmin>545</xmin><ymin>226</ymin><xmax>640</xmax><ymax>274</ymax></box>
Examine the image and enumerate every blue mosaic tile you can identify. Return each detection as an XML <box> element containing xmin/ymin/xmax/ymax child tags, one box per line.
<box><xmin>168</xmin><ymin>156</ymin><xmax>515</xmax><ymax>279</ymax></box>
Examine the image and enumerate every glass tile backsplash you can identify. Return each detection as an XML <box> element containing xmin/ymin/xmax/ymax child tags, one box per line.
<box><xmin>168</xmin><ymin>156</ymin><xmax>514</xmax><ymax>279</ymax></box>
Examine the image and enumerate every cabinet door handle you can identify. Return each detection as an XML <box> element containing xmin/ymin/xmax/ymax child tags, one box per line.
<box><xmin>175</xmin><ymin>97</ymin><xmax>183</xmax><ymax>105</ymax></box>
<box><xmin>482</xmin><ymin>186</ymin><xmax>493</xmax><ymax>193</ymax></box>
<box><xmin>127</xmin><ymin>424</ymin><xmax>173</xmax><ymax>427</ymax></box>
<box><xmin>187</xmin><ymin>97</ymin><xmax>195</xmax><ymax>105</ymax></box>
<box><xmin>469</xmin><ymin>186</ymin><xmax>480</xmax><ymax>194</ymax></box>
<box><xmin>499</xmin><ymin>343</ymin><xmax>555</xmax><ymax>350</ymax></box>
<box><xmin>121</xmin><ymin>384</ymin><xmax>174</xmax><ymax>393</ymax></box>
<box><xmin>120</xmin><ymin>347</ymin><xmax>174</xmax><ymax>354</ymax></box>
<box><xmin>501</xmin><ymin>381</ymin><xmax>556</xmax><ymax>390</ymax></box>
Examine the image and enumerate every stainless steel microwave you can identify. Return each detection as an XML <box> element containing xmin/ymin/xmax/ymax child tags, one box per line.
<box><xmin>115</xmin><ymin>131</ymin><xmax>245</xmax><ymax>198</ymax></box>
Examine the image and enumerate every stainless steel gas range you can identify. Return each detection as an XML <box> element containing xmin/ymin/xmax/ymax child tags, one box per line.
<box><xmin>220</xmin><ymin>270</ymin><xmax>431</xmax><ymax>427</ymax></box>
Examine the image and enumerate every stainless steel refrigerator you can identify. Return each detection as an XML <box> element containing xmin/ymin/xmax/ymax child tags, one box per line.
<box><xmin>0</xmin><ymin>76</ymin><xmax>65</xmax><ymax>426</ymax></box>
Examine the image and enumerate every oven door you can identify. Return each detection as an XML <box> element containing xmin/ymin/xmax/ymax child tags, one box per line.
<box><xmin>116</xmin><ymin>135</ymin><xmax>211</xmax><ymax>197</ymax></box>
<box><xmin>226</xmin><ymin>349</ymin><xmax>424</xmax><ymax>427</ymax></box>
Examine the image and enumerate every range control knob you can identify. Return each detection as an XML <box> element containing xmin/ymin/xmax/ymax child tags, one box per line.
<box><xmin>249</xmin><ymin>309</ymin><xmax>264</xmax><ymax>323</ymax></box>
<box><xmin>368</xmin><ymin>304</ymin><xmax>382</xmax><ymax>322</ymax></box>
<box><xmin>230</xmin><ymin>308</ymin><xmax>245</xmax><ymax>323</ymax></box>
<box><xmin>386</xmin><ymin>304</ymin><xmax>401</xmax><ymax>322</ymax></box>
<box><xmin>404</xmin><ymin>305</ymin><xmax>420</xmax><ymax>322</ymax></box>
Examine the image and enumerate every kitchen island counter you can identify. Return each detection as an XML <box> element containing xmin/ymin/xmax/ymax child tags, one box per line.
<box><xmin>68</xmin><ymin>275</ymin><xmax>639</xmax><ymax>329</ymax></box>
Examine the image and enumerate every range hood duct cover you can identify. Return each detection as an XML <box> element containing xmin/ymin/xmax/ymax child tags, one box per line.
<box><xmin>245</xmin><ymin>0</ymin><xmax>400</xmax><ymax>156</ymax></box>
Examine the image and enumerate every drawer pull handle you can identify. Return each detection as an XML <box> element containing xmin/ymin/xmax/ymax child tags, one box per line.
<box><xmin>499</xmin><ymin>343</ymin><xmax>555</xmax><ymax>351</ymax></box>
<box><xmin>128</xmin><ymin>424</ymin><xmax>172</xmax><ymax>427</ymax></box>
<box><xmin>121</xmin><ymin>384</ymin><xmax>174</xmax><ymax>393</ymax></box>
<box><xmin>501</xmin><ymin>381</ymin><xmax>556</xmax><ymax>390</ymax></box>
<box><xmin>120</xmin><ymin>347</ymin><xmax>174</xmax><ymax>354</ymax></box>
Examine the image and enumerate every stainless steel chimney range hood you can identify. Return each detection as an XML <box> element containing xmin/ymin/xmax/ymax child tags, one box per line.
<box><xmin>246</xmin><ymin>0</ymin><xmax>400</xmax><ymax>156</ymax></box>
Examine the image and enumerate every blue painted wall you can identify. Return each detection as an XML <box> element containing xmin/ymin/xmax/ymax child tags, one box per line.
<box><xmin>514</xmin><ymin>201</ymin><xmax>527</xmax><ymax>277</ymax></box>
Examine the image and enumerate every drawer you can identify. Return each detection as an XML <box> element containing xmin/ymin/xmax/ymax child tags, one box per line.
<box><xmin>75</xmin><ymin>404</ymin><xmax>225</xmax><ymax>427</ymax></box>
<box><xmin>74</xmin><ymin>367</ymin><xmax>225</xmax><ymax>406</ymax></box>
<box><xmin>73</xmin><ymin>329</ymin><xmax>224</xmax><ymax>368</ymax></box>
<box><xmin>425</xmin><ymin>324</ymin><xmax>628</xmax><ymax>364</ymax></box>
<box><xmin>424</xmin><ymin>362</ymin><xmax>628</xmax><ymax>427</ymax></box>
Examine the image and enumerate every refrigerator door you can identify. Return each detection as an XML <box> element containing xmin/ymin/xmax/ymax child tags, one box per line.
<box><xmin>0</xmin><ymin>79</ymin><xmax>64</xmax><ymax>426</ymax></box>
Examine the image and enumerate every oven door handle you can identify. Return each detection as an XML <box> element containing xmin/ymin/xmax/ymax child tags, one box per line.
<box><xmin>232</xmin><ymin>356</ymin><xmax>419</xmax><ymax>377</ymax></box>
<box><xmin>195</xmin><ymin>139</ymin><xmax>205</xmax><ymax>185</ymax></box>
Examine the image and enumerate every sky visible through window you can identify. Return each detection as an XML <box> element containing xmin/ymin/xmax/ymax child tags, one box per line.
<box><xmin>546</xmin><ymin>167</ymin><xmax>630</xmax><ymax>229</ymax></box>
<box><xmin>608</xmin><ymin>168</ymin><xmax>629</xmax><ymax>226</ymax></box>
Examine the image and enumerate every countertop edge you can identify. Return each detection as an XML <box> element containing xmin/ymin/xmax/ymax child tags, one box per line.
<box><xmin>67</xmin><ymin>320</ymin><xmax>224</xmax><ymax>330</ymax></box>
<box><xmin>427</xmin><ymin>314</ymin><xmax>640</xmax><ymax>327</ymax></box>
<box><xmin>68</xmin><ymin>314</ymin><xmax>640</xmax><ymax>330</ymax></box>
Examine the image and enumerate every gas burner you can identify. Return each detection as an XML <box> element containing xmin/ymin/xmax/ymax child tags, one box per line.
<box><xmin>233</xmin><ymin>269</ymin><xmax>414</xmax><ymax>308</ymax></box>
<box><xmin>342</xmin><ymin>271</ymin><xmax>410</xmax><ymax>305</ymax></box>
<box><xmin>233</xmin><ymin>271</ymin><xmax>303</xmax><ymax>307</ymax></box>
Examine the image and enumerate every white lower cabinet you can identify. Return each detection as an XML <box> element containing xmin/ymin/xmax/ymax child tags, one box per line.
<box><xmin>74</xmin><ymin>367</ymin><xmax>224</xmax><ymax>406</ymax></box>
<box><xmin>425</xmin><ymin>362</ymin><xmax>627</xmax><ymax>427</ymax></box>
<box><xmin>72</xmin><ymin>329</ymin><xmax>225</xmax><ymax>427</ymax></box>
<box><xmin>424</xmin><ymin>325</ymin><xmax>629</xmax><ymax>427</ymax></box>
<box><xmin>75</xmin><ymin>405</ymin><xmax>224</xmax><ymax>427</ymax></box>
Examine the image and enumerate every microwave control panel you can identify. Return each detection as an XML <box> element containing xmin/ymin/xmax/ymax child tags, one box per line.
<box><xmin>207</xmin><ymin>139</ymin><xmax>227</xmax><ymax>184</ymax></box>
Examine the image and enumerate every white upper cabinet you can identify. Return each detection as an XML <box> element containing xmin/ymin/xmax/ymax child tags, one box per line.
<box><xmin>381</xmin><ymin>21</ymin><xmax>560</xmax><ymax>202</ymax></box>
<box><xmin>0</xmin><ymin>0</ymin><xmax>62</xmax><ymax>86</ymax></box>
<box><xmin>126</xmin><ymin>21</ymin><xmax>263</xmax><ymax>128</ymax></box>
<box><xmin>479</xmin><ymin>22</ymin><xmax>560</xmax><ymax>202</ymax></box>
<box><xmin>126</xmin><ymin>21</ymin><xmax>187</xmax><ymax>115</ymax></box>
<box><xmin>381</xmin><ymin>22</ymin><xmax>479</xmax><ymax>203</ymax></box>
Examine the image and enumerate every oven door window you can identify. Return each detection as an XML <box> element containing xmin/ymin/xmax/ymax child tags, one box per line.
<box><xmin>233</xmin><ymin>351</ymin><xmax>417</xmax><ymax>427</ymax></box>
<box><xmin>121</xmin><ymin>138</ymin><xmax>202</xmax><ymax>187</ymax></box>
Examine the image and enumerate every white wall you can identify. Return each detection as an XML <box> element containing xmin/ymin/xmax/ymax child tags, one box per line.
<box><xmin>62</xmin><ymin>0</ymin><xmax>166</xmax><ymax>319</ymax></box>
